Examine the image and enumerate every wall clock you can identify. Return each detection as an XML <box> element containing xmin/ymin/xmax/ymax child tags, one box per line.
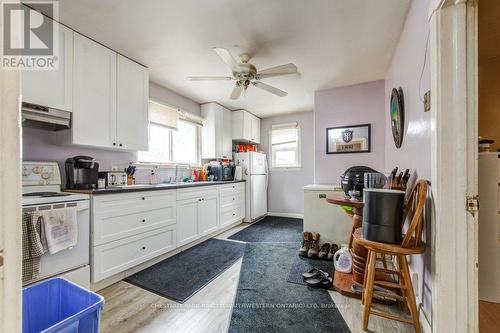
<box><xmin>390</xmin><ymin>87</ymin><xmax>405</xmax><ymax>148</ymax></box>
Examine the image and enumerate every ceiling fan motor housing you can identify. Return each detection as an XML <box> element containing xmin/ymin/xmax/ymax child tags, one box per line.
<box><xmin>233</xmin><ymin>63</ymin><xmax>257</xmax><ymax>81</ymax></box>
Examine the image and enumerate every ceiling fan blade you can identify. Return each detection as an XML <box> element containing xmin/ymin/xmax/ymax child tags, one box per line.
<box><xmin>256</xmin><ymin>63</ymin><xmax>298</xmax><ymax>79</ymax></box>
<box><xmin>230</xmin><ymin>84</ymin><xmax>243</xmax><ymax>100</ymax></box>
<box><xmin>252</xmin><ymin>81</ymin><xmax>287</xmax><ymax>97</ymax></box>
<box><xmin>187</xmin><ymin>76</ymin><xmax>234</xmax><ymax>81</ymax></box>
<box><xmin>213</xmin><ymin>47</ymin><xmax>239</xmax><ymax>70</ymax></box>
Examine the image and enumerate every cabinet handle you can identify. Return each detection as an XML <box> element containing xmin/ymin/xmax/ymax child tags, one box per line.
<box><xmin>141</xmin><ymin>246</ymin><xmax>146</xmax><ymax>250</ymax></box>
<box><xmin>233</xmin><ymin>197</ymin><xmax>235</xmax><ymax>201</ymax></box>
<box><xmin>119</xmin><ymin>143</ymin><xmax>123</xmax><ymax>147</ymax></box>
<box><xmin>142</xmin><ymin>197</ymin><xmax>145</xmax><ymax>200</ymax></box>
<box><xmin>112</xmin><ymin>142</ymin><xmax>116</xmax><ymax>146</ymax></box>
<box><xmin>141</xmin><ymin>219</ymin><xmax>146</xmax><ymax>223</ymax></box>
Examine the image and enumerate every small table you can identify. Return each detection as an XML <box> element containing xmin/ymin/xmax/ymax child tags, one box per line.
<box><xmin>326</xmin><ymin>193</ymin><xmax>366</xmax><ymax>297</ymax></box>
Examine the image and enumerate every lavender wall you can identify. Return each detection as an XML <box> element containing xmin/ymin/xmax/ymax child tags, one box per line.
<box><xmin>384</xmin><ymin>0</ymin><xmax>432</xmax><ymax>319</ymax></box>
<box><xmin>314</xmin><ymin>80</ymin><xmax>386</xmax><ymax>184</ymax></box>
<box><xmin>260</xmin><ymin>112</ymin><xmax>314</xmax><ymax>215</ymax></box>
<box><xmin>22</xmin><ymin>82</ymin><xmax>201</xmax><ymax>179</ymax></box>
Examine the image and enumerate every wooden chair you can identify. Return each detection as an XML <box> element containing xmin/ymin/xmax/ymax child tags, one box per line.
<box><xmin>358</xmin><ymin>180</ymin><xmax>429</xmax><ymax>333</ymax></box>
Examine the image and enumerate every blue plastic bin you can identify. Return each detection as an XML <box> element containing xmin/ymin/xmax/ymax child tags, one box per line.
<box><xmin>23</xmin><ymin>278</ymin><xmax>104</xmax><ymax>333</ymax></box>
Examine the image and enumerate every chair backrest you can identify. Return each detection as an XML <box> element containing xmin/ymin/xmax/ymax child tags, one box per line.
<box><xmin>401</xmin><ymin>180</ymin><xmax>429</xmax><ymax>248</ymax></box>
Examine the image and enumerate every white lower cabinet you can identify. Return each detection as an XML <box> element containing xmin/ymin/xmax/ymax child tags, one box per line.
<box><xmin>219</xmin><ymin>183</ymin><xmax>245</xmax><ymax>228</ymax></box>
<box><xmin>199</xmin><ymin>195</ymin><xmax>218</xmax><ymax>235</ymax></box>
<box><xmin>176</xmin><ymin>187</ymin><xmax>219</xmax><ymax>246</ymax></box>
<box><xmin>90</xmin><ymin>183</ymin><xmax>245</xmax><ymax>284</ymax></box>
<box><xmin>92</xmin><ymin>226</ymin><xmax>176</xmax><ymax>282</ymax></box>
<box><xmin>177</xmin><ymin>198</ymin><xmax>200</xmax><ymax>247</ymax></box>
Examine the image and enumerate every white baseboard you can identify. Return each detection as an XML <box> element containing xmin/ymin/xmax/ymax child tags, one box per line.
<box><xmin>267</xmin><ymin>212</ymin><xmax>304</xmax><ymax>219</ymax></box>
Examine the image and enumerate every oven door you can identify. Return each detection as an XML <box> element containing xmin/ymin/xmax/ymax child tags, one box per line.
<box><xmin>23</xmin><ymin>200</ymin><xmax>90</xmax><ymax>284</ymax></box>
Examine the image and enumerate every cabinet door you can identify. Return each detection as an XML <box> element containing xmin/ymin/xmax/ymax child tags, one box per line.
<box><xmin>243</xmin><ymin>111</ymin><xmax>253</xmax><ymax>141</ymax></box>
<box><xmin>221</xmin><ymin>107</ymin><xmax>233</xmax><ymax>159</ymax></box>
<box><xmin>73</xmin><ymin>33</ymin><xmax>117</xmax><ymax>148</ymax></box>
<box><xmin>22</xmin><ymin>22</ymin><xmax>73</xmax><ymax>111</ymax></box>
<box><xmin>251</xmin><ymin>115</ymin><xmax>261</xmax><ymax>144</ymax></box>
<box><xmin>177</xmin><ymin>198</ymin><xmax>199</xmax><ymax>246</ymax></box>
<box><xmin>116</xmin><ymin>55</ymin><xmax>149</xmax><ymax>151</ymax></box>
<box><xmin>198</xmin><ymin>196</ymin><xmax>218</xmax><ymax>235</ymax></box>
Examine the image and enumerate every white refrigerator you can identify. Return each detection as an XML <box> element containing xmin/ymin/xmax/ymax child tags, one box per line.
<box><xmin>234</xmin><ymin>151</ymin><xmax>268</xmax><ymax>222</ymax></box>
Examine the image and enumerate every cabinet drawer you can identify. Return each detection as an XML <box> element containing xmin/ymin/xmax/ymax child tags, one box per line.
<box><xmin>93</xmin><ymin>190</ymin><xmax>176</xmax><ymax>216</ymax></box>
<box><xmin>93</xmin><ymin>205</ymin><xmax>176</xmax><ymax>245</ymax></box>
<box><xmin>219</xmin><ymin>183</ymin><xmax>245</xmax><ymax>196</ymax></box>
<box><xmin>220</xmin><ymin>193</ymin><xmax>244</xmax><ymax>207</ymax></box>
<box><xmin>177</xmin><ymin>187</ymin><xmax>218</xmax><ymax>201</ymax></box>
<box><xmin>92</xmin><ymin>226</ymin><xmax>176</xmax><ymax>282</ymax></box>
<box><xmin>220</xmin><ymin>205</ymin><xmax>244</xmax><ymax>228</ymax></box>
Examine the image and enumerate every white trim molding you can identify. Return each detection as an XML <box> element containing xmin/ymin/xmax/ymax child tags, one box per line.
<box><xmin>267</xmin><ymin>212</ymin><xmax>304</xmax><ymax>219</ymax></box>
<box><xmin>0</xmin><ymin>0</ymin><xmax>22</xmax><ymax>329</ymax></box>
<box><xmin>429</xmin><ymin>0</ymin><xmax>478</xmax><ymax>332</ymax></box>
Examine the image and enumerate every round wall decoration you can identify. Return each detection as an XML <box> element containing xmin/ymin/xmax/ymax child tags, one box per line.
<box><xmin>390</xmin><ymin>87</ymin><xmax>405</xmax><ymax>148</ymax></box>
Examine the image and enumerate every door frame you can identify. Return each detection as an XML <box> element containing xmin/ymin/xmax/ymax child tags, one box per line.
<box><xmin>0</xmin><ymin>0</ymin><xmax>22</xmax><ymax>330</ymax></box>
<box><xmin>429</xmin><ymin>0</ymin><xmax>479</xmax><ymax>332</ymax></box>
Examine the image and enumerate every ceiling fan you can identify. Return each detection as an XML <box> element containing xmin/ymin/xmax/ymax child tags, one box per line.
<box><xmin>187</xmin><ymin>47</ymin><xmax>298</xmax><ymax>99</ymax></box>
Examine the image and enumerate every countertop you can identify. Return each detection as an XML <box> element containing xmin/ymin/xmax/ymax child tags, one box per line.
<box><xmin>63</xmin><ymin>180</ymin><xmax>245</xmax><ymax>195</ymax></box>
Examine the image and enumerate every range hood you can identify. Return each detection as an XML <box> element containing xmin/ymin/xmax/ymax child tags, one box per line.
<box><xmin>21</xmin><ymin>102</ymin><xmax>71</xmax><ymax>131</ymax></box>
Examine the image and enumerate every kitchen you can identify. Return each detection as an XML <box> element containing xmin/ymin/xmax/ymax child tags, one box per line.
<box><xmin>1</xmin><ymin>0</ymin><xmax>495</xmax><ymax>333</ymax></box>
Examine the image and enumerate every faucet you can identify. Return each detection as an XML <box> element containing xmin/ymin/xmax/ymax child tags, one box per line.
<box><xmin>174</xmin><ymin>164</ymin><xmax>191</xmax><ymax>183</ymax></box>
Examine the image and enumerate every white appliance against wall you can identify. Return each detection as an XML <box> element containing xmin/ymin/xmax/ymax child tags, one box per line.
<box><xmin>303</xmin><ymin>184</ymin><xmax>352</xmax><ymax>246</ymax></box>
<box><xmin>22</xmin><ymin>161</ymin><xmax>91</xmax><ymax>288</ymax></box>
<box><xmin>234</xmin><ymin>152</ymin><xmax>268</xmax><ymax>222</ymax></box>
<box><xmin>478</xmin><ymin>153</ymin><xmax>500</xmax><ymax>303</ymax></box>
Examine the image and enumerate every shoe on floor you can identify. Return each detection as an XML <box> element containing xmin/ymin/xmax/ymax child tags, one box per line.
<box><xmin>307</xmin><ymin>232</ymin><xmax>320</xmax><ymax>258</ymax></box>
<box><xmin>318</xmin><ymin>243</ymin><xmax>331</xmax><ymax>259</ymax></box>
<box><xmin>305</xmin><ymin>270</ymin><xmax>333</xmax><ymax>288</ymax></box>
<box><xmin>327</xmin><ymin>243</ymin><xmax>339</xmax><ymax>260</ymax></box>
<box><xmin>299</xmin><ymin>232</ymin><xmax>311</xmax><ymax>257</ymax></box>
<box><xmin>302</xmin><ymin>268</ymin><xmax>330</xmax><ymax>280</ymax></box>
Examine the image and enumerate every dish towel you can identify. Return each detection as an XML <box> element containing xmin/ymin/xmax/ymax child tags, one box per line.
<box><xmin>22</xmin><ymin>212</ymin><xmax>46</xmax><ymax>283</ymax></box>
<box><xmin>41</xmin><ymin>207</ymin><xmax>78</xmax><ymax>254</ymax></box>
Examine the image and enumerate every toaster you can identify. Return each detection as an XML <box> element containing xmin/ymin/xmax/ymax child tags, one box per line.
<box><xmin>98</xmin><ymin>171</ymin><xmax>127</xmax><ymax>187</ymax></box>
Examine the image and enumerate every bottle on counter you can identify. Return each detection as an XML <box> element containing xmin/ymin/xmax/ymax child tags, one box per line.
<box><xmin>149</xmin><ymin>170</ymin><xmax>158</xmax><ymax>185</ymax></box>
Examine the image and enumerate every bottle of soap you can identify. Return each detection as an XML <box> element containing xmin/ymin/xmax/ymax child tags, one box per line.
<box><xmin>149</xmin><ymin>170</ymin><xmax>158</xmax><ymax>185</ymax></box>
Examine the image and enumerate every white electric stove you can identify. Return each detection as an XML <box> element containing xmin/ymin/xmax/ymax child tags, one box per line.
<box><xmin>22</xmin><ymin>161</ymin><xmax>91</xmax><ymax>288</ymax></box>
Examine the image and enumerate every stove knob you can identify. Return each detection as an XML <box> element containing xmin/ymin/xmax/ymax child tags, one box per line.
<box><xmin>22</xmin><ymin>166</ymin><xmax>30</xmax><ymax>176</ymax></box>
<box><xmin>41</xmin><ymin>172</ymin><xmax>51</xmax><ymax>180</ymax></box>
<box><xmin>32</xmin><ymin>166</ymin><xmax>42</xmax><ymax>174</ymax></box>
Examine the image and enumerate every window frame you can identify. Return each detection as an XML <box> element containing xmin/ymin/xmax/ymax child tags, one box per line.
<box><xmin>138</xmin><ymin>119</ymin><xmax>202</xmax><ymax>167</ymax></box>
<box><xmin>269</xmin><ymin>123</ymin><xmax>302</xmax><ymax>170</ymax></box>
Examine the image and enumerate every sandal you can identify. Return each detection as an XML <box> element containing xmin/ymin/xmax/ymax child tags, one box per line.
<box><xmin>305</xmin><ymin>271</ymin><xmax>333</xmax><ymax>288</ymax></box>
<box><xmin>301</xmin><ymin>268</ymin><xmax>329</xmax><ymax>280</ymax></box>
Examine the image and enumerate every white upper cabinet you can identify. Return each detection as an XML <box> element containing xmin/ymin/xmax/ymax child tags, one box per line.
<box><xmin>117</xmin><ymin>55</ymin><xmax>149</xmax><ymax>151</ymax></box>
<box><xmin>73</xmin><ymin>33</ymin><xmax>117</xmax><ymax>148</ymax></box>
<box><xmin>22</xmin><ymin>22</ymin><xmax>73</xmax><ymax>111</ymax></box>
<box><xmin>232</xmin><ymin>110</ymin><xmax>261</xmax><ymax>144</ymax></box>
<box><xmin>66</xmin><ymin>33</ymin><xmax>149</xmax><ymax>151</ymax></box>
<box><xmin>201</xmin><ymin>103</ymin><xmax>233</xmax><ymax>159</ymax></box>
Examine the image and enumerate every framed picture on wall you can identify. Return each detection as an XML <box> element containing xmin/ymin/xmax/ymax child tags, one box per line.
<box><xmin>326</xmin><ymin>124</ymin><xmax>371</xmax><ymax>154</ymax></box>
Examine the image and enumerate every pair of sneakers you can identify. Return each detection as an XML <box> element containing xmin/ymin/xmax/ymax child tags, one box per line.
<box><xmin>299</xmin><ymin>231</ymin><xmax>339</xmax><ymax>260</ymax></box>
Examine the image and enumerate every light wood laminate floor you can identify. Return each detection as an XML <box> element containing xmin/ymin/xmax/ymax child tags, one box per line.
<box><xmin>98</xmin><ymin>223</ymin><xmax>416</xmax><ymax>333</ymax></box>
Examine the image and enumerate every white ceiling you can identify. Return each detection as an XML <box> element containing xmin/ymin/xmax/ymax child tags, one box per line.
<box><xmin>48</xmin><ymin>0</ymin><xmax>410</xmax><ymax>117</ymax></box>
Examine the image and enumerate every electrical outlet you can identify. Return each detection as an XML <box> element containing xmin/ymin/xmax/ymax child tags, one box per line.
<box><xmin>412</xmin><ymin>272</ymin><xmax>419</xmax><ymax>295</ymax></box>
<box><xmin>424</xmin><ymin>90</ymin><xmax>431</xmax><ymax>112</ymax></box>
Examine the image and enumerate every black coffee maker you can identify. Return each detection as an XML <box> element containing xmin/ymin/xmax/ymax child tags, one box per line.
<box><xmin>65</xmin><ymin>156</ymin><xmax>99</xmax><ymax>189</ymax></box>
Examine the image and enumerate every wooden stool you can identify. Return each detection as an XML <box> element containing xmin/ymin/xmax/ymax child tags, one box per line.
<box><xmin>358</xmin><ymin>180</ymin><xmax>429</xmax><ymax>333</ymax></box>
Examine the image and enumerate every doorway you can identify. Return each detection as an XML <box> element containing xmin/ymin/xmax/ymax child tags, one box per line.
<box><xmin>477</xmin><ymin>0</ymin><xmax>500</xmax><ymax>331</ymax></box>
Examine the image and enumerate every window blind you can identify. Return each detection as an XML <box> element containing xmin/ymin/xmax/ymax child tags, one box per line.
<box><xmin>149</xmin><ymin>100</ymin><xmax>178</xmax><ymax>129</ymax></box>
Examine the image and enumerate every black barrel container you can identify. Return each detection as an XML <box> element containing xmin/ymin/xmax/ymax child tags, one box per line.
<box><xmin>362</xmin><ymin>188</ymin><xmax>406</xmax><ymax>244</ymax></box>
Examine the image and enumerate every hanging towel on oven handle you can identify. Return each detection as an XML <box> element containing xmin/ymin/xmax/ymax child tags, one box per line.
<box><xmin>41</xmin><ymin>207</ymin><xmax>78</xmax><ymax>254</ymax></box>
<box><xmin>22</xmin><ymin>211</ymin><xmax>46</xmax><ymax>283</ymax></box>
